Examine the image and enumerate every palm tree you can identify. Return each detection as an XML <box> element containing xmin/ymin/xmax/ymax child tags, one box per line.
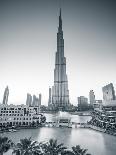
<box><xmin>61</xmin><ymin>145</ymin><xmax>91</xmax><ymax>155</ymax></box>
<box><xmin>12</xmin><ymin>137</ymin><xmax>42</xmax><ymax>155</ymax></box>
<box><xmin>61</xmin><ymin>150</ymin><xmax>74</xmax><ymax>155</ymax></box>
<box><xmin>71</xmin><ymin>145</ymin><xmax>91</xmax><ymax>155</ymax></box>
<box><xmin>0</xmin><ymin>136</ymin><xmax>13</xmax><ymax>155</ymax></box>
<box><xmin>41</xmin><ymin>139</ymin><xmax>67</xmax><ymax>155</ymax></box>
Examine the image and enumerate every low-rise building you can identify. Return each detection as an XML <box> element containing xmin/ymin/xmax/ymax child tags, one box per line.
<box><xmin>0</xmin><ymin>104</ymin><xmax>46</xmax><ymax>128</ymax></box>
<box><xmin>89</xmin><ymin>109</ymin><xmax>116</xmax><ymax>131</ymax></box>
<box><xmin>89</xmin><ymin>83</ymin><xmax>116</xmax><ymax>133</ymax></box>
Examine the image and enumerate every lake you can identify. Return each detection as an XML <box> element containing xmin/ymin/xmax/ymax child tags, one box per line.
<box><xmin>2</xmin><ymin>112</ymin><xmax>116</xmax><ymax>155</ymax></box>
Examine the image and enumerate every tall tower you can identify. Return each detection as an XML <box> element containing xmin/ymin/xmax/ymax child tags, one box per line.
<box><xmin>39</xmin><ymin>94</ymin><xmax>41</xmax><ymax>106</ymax></box>
<box><xmin>48</xmin><ymin>87</ymin><xmax>52</xmax><ymax>106</ymax></box>
<box><xmin>3</xmin><ymin>86</ymin><xmax>9</xmax><ymax>105</ymax></box>
<box><xmin>26</xmin><ymin>93</ymin><xmax>32</xmax><ymax>106</ymax></box>
<box><xmin>52</xmin><ymin>9</ymin><xmax>70</xmax><ymax>110</ymax></box>
<box><xmin>102</xmin><ymin>83</ymin><xmax>115</xmax><ymax>101</ymax></box>
<box><xmin>89</xmin><ymin>90</ymin><xmax>95</xmax><ymax>105</ymax></box>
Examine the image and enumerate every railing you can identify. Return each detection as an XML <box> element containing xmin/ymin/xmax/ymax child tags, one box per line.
<box><xmin>43</xmin><ymin>121</ymin><xmax>88</xmax><ymax>128</ymax></box>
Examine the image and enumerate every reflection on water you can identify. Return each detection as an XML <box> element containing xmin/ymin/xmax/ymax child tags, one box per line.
<box><xmin>2</xmin><ymin>112</ymin><xmax>116</xmax><ymax>155</ymax></box>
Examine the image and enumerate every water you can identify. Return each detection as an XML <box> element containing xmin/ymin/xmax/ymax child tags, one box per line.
<box><xmin>2</xmin><ymin>112</ymin><xmax>116</xmax><ymax>155</ymax></box>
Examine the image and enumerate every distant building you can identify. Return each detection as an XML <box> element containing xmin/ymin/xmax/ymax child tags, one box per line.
<box><xmin>2</xmin><ymin>86</ymin><xmax>9</xmax><ymax>105</ymax></box>
<box><xmin>89</xmin><ymin>83</ymin><xmax>116</xmax><ymax>131</ymax></box>
<box><xmin>102</xmin><ymin>83</ymin><xmax>116</xmax><ymax>110</ymax></box>
<box><xmin>89</xmin><ymin>90</ymin><xmax>95</xmax><ymax>105</ymax></box>
<box><xmin>32</xmin><ymin>95</ymin><xmax>39</xmax><ymax>106</ymax></box>
<box><xmin>48</xmin><ymin>87</ymin><xmax>52</xmax><ymax>106</ymax></box>
<box><xmin>39</xmin><ymin>94</ymin><xmax>41</xmax><ymax>106</ymax></box>
<box><xmin>93</xmin><ymin>100</ymin><xmax>103</xmax><ymax>110</ymax></box>
<box><xmin>78</xmin><ymin>96</ymin><xmax>88</xmax><ymax>111</ymax></box>
<box><xmin>26</xmin><ymin>93</ymin><xmax>32</xmax><ymax>106</ymax></box>
<box><xmin>26</xmin><ymin>93</ymin><xmax>41</xmax><ymax>107</ymax></box>
<box><xmin>102</xmin><ymin>83</ymin><xmax>115</xmax><ymax>101</ymax></box>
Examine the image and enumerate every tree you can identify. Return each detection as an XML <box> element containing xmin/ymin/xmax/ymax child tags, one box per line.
<box><xmin>71</xmin><ymin>145</ymin><xmax>91</xmax><ymax>155</ymax></box>
<box><xmin>0</xmin><ymin>136</ymin><xmax>12</xmax><ymax>155</ymax></box>
<box><xmin>41</xmin><ymin>139</ymin><xmax>67</xmax><ymax>155</ymax></box>
<box><xmin>12</xmin><ymin>137</ymin><xmax>42</xmax><ymax>155</ymax></box>
<box><xmin>61</xmin><ymin>145</ymin><xmax>91</xmax><ymax>155</ymax></box>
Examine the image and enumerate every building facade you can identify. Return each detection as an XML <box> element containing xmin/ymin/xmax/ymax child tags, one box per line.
<box><xmin>52</xmin><ymin>9</ymin><xmax>70</xmax><ymax>110</ymax></box>
<box><xmin>26</xmin><ymin>93</ymin><xmax>32</xmax><ymax>106</ymax></box>
<box><xmin>102</xmin><ymin>83</ymin><xmax>115</xmax><ymax>101</ymax></box>
<box><xmin>48</xmin><ymin>87</ymin><xmax>52</xmax><ymax>106</ymax></box>
<box><xmin>2</xmin><ymin>86</ymin><xmax>9</xmax><ymax>105</ymax></box>
<box><xmin>26</xmin><ymin>93</ymin><xmax>41</xmax><ymax>107</ymax></box>
<box><xmin>0</xmin><ymin>104</ymin><xmax>45</xmax><ymax>128</ymax></box>
<box><xmin>39</xmin><ymin>94</ymin><xmax>41</xmax><ymax>106</ymax></box>
<box><xmin>89</xmin><ymin>83</ymin><xmax>116</xmax><ymax>133</ymax></box>
<box><xmin>89</xmin><ymin>90</ymin><xmax>95</xmax><ymax>105</ymax></box>
<box><xmin>78</xmin><ymin>96</ymin><xmax>88</xmax><ymax>111</ymax></box>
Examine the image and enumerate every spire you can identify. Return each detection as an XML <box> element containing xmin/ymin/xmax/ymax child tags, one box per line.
<box><xmin>59</xmin><ymin>8</ymin><xmax>62</xmax><ymax>31</ymax></box>
<box><xmin>60</xmin><ymin>8</ymin><xmax>61</xmax><ymax>18</ymax></box>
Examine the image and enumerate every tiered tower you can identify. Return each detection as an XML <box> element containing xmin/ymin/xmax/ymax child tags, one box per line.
<box><xmin>52</xmin><ymin>9</ymin><xmax>70</xmax><ymax>110</ymax></box>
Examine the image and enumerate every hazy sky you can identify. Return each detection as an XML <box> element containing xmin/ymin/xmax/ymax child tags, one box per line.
<box><xmin>0</xmin><ymin>0</ymin><xmax>116</xmax><ymax>105</ymax></box>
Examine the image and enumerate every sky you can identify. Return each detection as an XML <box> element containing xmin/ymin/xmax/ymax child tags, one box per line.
<box><xmin>0</xmin><ymin>0</ymin><xmax>116</xmax><ymax>105</ymax></box>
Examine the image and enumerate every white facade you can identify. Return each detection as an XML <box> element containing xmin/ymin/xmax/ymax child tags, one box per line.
<box><xmin>0</xmin><ymin>104</ymin><xmax>42</xmax><ymax>127</ymax></box>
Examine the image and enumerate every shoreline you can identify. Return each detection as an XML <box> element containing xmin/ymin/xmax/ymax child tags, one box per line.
<box><xmin>1</xmin><ymin>124</ymin><xmax>116</xmax><ymax>137</ymax></box>
<box><xmin>86</xmin><ymin>124</ymin><xmax>116</xmax><ymax>136</ymax></box>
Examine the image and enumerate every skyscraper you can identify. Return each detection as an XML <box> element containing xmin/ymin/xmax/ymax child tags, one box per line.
<box><xmin>39</xmin><ymin>93</ymin><xmax>41</xmax><ymax>106</ymax></box>
<box><xmin>89</xmin><ymin>90</ymin><xmax>95</xmax><ymax>105</ymax></box>
<box><xmin>26</xmin><ymin>93</ymin><xmax>32</xmax><ymax>106</ymax></box>
<box><xmin>52</xmin><ymin>9</ymin><xmax>70</xmax><ymax>110</ymax></box>
<box><xmin>48</xmin><ymin>87</ymin><xmax>52</xmax><ymax>106</ymax></box>
<box><xmin>102</xmin><ymin>83</ymin><xmax>115</xmax><ymax>101</ymax></box>
<box><xmin>32</xmin><ymin>95</ymin><xmax>39</xmax><ymax>106</ymax></box>
<box><xmin>2</xmin><ymin>86</ymin><xmax>9</xmax><ymax>105</ymax></box>
<box><xmin>78</xmin><ymin>96</ymin><xmax>88</xmax><ymax>111</ymax></box>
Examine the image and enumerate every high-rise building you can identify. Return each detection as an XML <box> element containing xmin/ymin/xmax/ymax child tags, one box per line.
<box><xmin>2</xmin><ymin>86</ymin><xmax>9</xmax><ymax>105</ymax></box>
<box><xmin>48</xmin><ymin>87</ymin><xmax>52</xmax><ymax>106</ymax></box>
<box><xmin>26</xmin><ymin>93</ymin><xmax>32</xmax><ymax>106</ymax></box>
<box><xmin>52</xmin><ymin>9</ymin><xmax>70</xmax><ymax>110</ymax></box>
<box><xmin>102</xmin><ymin>83</ymin><xmax>116</xmax><ymax>108</ymax></box>
<box><xmin>89</xmin><ymin>90</ymin><xmax>95</xmax><ymax>105</ymax></box>
<box><xmin>102</xmin><ymin>83</ymin><xmax>115</xmax><ymax>101</ymax></box>
<box><xmin>39</xmin><ymin>94</ymin><xmax>41</xmax><ymax>106</ymax></box>
<box><xmin>32</xmin><ymin>95</ymin><xmax>39</xmax><ymax>106</ymax></box>
<box><xmin>78</xmin><ymin>96</ymin><xmax>88</xmax><ymax>111</ymax></box>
